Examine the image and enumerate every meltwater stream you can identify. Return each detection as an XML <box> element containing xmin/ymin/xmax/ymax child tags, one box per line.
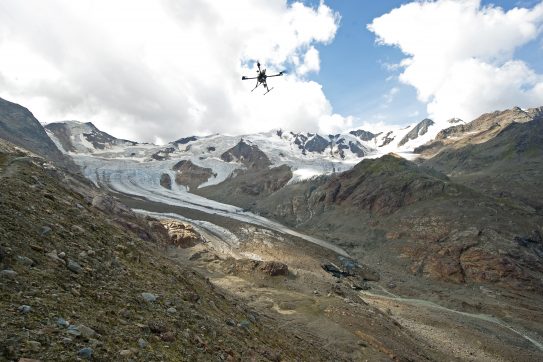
<box><xmin>76</xmin><ymin>155</ymin><xmax>349</xmax><ymax>257</ymax></box>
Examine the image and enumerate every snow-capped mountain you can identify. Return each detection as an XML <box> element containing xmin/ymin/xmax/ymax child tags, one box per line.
<box><xmin>45</xmin><ymin>117</ymin><xmax>449</xmax><ymax>185</ymax></box>
<box><xmin>45</xmin><ymin>121</ymin><xmax>139</xmax><ymax>154</ymax></box>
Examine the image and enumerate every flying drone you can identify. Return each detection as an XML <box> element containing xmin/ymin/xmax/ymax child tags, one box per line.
<box><xmin>241</xmin><ymin>61</ymin><xmax>286</xmax><ymax>95</ymax></box>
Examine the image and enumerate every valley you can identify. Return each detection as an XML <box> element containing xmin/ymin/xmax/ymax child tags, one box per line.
<box><xmin>1</xmin><ymin>96</ymin><xmax>543</xmax><ymax>361</ymax></box>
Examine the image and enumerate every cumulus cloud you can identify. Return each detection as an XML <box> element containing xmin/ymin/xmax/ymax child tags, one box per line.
<box><xmin>368</xmin><ymin>0</ymin><xmax>543</xmax><ymax>122</ymax></box>
<box><xmin>0</xmin><ymin>0</ymin><xmax>345</xmax><ymax>143</ymax></box>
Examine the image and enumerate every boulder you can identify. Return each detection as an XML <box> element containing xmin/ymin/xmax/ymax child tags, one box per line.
<box><xmin>160</xmin><ymin>220</ymin><xmax>203</xmax><ymax>248</ymax></box>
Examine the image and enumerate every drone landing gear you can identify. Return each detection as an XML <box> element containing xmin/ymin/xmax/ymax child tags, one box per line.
<box><xmin>264</xmin><ymin>87</ymin><xmax>274</xmax><ymax>95</ymax></box>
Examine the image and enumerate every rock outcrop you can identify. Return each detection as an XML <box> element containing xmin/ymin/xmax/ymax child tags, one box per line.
<box><xmin>160</xmin><ymin>220</ymin><xmax>204</xmax><ymax>248</ymax></box>
<box><xmin>172</xmin><ymin>160</ymin><xmax>215</xmax><ymax>190</ymax></box>
<box><xmin>398</xmin><ymin>118</ymin><xmax>434</xmax><ymax>146</ymax></box>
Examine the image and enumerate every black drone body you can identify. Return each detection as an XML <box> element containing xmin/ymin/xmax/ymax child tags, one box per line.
<box><xmin>241</xmin><ymin>61</ymin><xmax>285</xmax><ymax>95</ymax></box>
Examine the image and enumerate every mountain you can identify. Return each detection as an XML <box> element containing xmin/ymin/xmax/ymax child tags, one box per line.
<box><xmin>45</xmin><ymin>121</ymin><xmax>138</xmax><ymax>154</ymax></box>
<box><xmin>252</xmin><ymin>154</ymin><xmax>543</xmax><ymax>289</ymax></box>
<box><xmin>398</xmin><ymin>118</ymin><xmax>434</xmax><ymax>146</ymax></box>
<box><xmin>45</xmin><ymin>116</ymin><xmax>451</xmax><ymax>189</ymax></box>
<box><xmin>414</xmin><ymin>106</ymin><xmax>539</xmax><ymax>156</ymax></box>
<box><xmin>424</xmin><ymin>107</ymin><xmax>543</xmax><ymax>212</ymax></box>
<box><xmin>0</xmin><ymin>97</ymin><xmax>77</xmax><ymax>171</ymax></box>
<box><xmin>220</xmin><ymin>139</ymin><xmax>272</xmax><ymax>170</ymax></box>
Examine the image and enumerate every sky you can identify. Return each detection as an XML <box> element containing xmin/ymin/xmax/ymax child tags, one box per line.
<box><xmin>0</xmin><ymin>0</ymin><xmax>542</xmax><ymax>143</ymax></box>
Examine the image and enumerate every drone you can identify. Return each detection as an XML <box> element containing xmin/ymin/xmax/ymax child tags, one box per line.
<box><xmin>241</xmin><ymin>61</ymin><xmax>286</xmax><ymax>95</ymax></box>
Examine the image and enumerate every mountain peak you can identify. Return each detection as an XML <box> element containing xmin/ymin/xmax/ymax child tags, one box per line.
<box><xmin>45</xmin><ymin>120</ymin><xmax>137</xmax><ymax>153</ymax></box>
<box><xmin>220</xmin><ymin>139</ymin><xmax>272</xmax><ymax>170</ymax></box>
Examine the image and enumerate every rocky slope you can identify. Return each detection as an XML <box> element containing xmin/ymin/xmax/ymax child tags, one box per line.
<box><xmin>195</xmin><ymin>164</ymin><xmax>293</xmax><ymax>209</ymax></box>
<box><xmin>248</xmin><ymin>155</ymin><xmax>543</xmax><ymax>291</ymax></box>
<box><xmin>424</xmin><ymin>109</ymin><xmax>543</xmax><ymax>212</ymax></box>
<box><xmin>0</xmin><ymin>97</ymin><xmax>77</xmax><ymax>172</ymax></box>
<box><xmin>0</xmin><ymin>138</ymin><xmax>344</xmax><ymax>361</ymax></box>
<box><xmin>171</xmin><ymin>160</ymin><xmax>215</xmax><ymax>191</ymax></box>
<box><xmin>220</xmin><ymin>140</ymin><xmax>272</xmax><ymax>170</ymax></box>
<box><xmin>414</xmin><ymin>106</ymin><xmax>541</xmax><ymax>156</ymax></box>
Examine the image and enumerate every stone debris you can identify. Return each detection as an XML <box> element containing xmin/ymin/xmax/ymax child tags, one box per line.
<box><xmin>77</xmin><ymin>347</ymin><xmax>93</xmax><ymax>359</ymax></box>
<box><xmin>141</xmin><ymin>292</ymin><xmax>158</xmax><ymax>303</ymax></box>
<box><xmin>17</xmin><ymin>305</ymin><xmax>31</xmax><ymax>314</ymax></box>
<box><xmin>67</xmin><ymin>260</ymin><xmax>83</xmax><ymax>274</ymax></box>
<box><xmin>0</xmin><ymin>269</ymin><xmax>17</xmax><ymax>279</ymax></box>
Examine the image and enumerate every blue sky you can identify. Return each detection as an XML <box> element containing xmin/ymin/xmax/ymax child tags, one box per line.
<box><xmin>0</xmin><ymin>0</ymin><xmax>542</xmax><ymax>142</ymax></box>
<box><xmin>300</xmin><ymin>0</ymin><xmax>422</xmax><ymax>125</ymax></box>
<box><xmin>298</xmin><ymin>0</ymin><xmax>543</xmax><ymax>128</ymax></box>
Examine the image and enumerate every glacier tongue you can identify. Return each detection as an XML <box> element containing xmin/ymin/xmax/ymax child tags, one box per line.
<box><xmin>74</xmin><ymin>154</ymin><xmax>350</xmax><ymax>257</ymax></box>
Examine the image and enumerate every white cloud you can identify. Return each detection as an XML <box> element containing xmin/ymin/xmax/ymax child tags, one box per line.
<box><xmin>382</xmin><ymin>87</ymin><xmax>400</xmax><ymax>106</ymax></box>
<box><xmin>0</xmin><ymin>0</ymin><xmax>345</xmax><ymax>143</ymax></box>
<box><xmin>297</xmin><ymin>46</ymin><xmax>321</xmax><ymax>75</ymax></box>
<box><xmin>368</xmin><ymin>0</ymin><xmax>543</xmax><ymax>122</ymax></box>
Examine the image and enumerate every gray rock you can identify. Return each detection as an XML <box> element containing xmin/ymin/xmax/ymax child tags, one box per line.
<box><xmin>225</xmin><ymin>319</ymin><xmax>236</xmax><ymax>326</ymax></box>
<box><xmin>67</xmin><ymin>260</ymin><xmax>83</xmax><ymax>274</ymax></box>
<box><xmin>119</xmin><ymin>349</ymin><xmax>133</xmax><ymax>357</ymax></box>
<box><xmin>138</xmin><ymin>338</ymin><xmax>148</xmax><ymax>349</ymax></box>
<box><xmin>58</xmin><ymin>251</ymin><xmax>66</xmax><ymax>259</ymax></box>
<box><xmin>141</xmin><ymin>292</ymin><xmax>158</xmax><ymax>303</ymax></box>
<box><xmin>46</xmin><ymin>250</ymin><xmax>65</xmax><ymax>265</ymax></box>
<box><xmin>56</xmin><ymin>317</ymin><xmax>70</xmax><ymax>328</ymax></box>
<box><xmin>61</xmin><ymin>337</ymin><xmax>72</xmax><ymax>345</ymax></box>
<box><xmin>67</xmin><ymin>325</ymin><xmax>81</xmax><ymax>336</ymax></box>
<box><xmin>18</xmin><ymin>305</ymin><xmax>31</xmax><ymax>314</ymax></box>
<box><xmin>77</xmin><ymin>347</ymin><xmax>93</xmax><ymax>359</ymax></box>
<box><xmin>1</xmin><ymin>269</ymin><xmax>17</xmax><ymax>279</ymax></box>
<box><xmin>89</xmin><ymin>338</ymin><xmax>103</xmax><ymax>348</ymax></box>
<box><xmin>166</xmin><ymin>307</ymin><xmax>177</xmax><ymax>314</ymax></box>
<box><xmin>41</xmin><ymin>225</ymin><xmax>52</xmax><ymax>236</ymax></box>
<box><xmin>17</xmin><ymin>255</ymin><xmax>34</xmax><ymax>267</ymax></box>
<box><xmin>77</xmin><ymin>324</ymin><xmax>96</xmax><ymax>339</ymax></box>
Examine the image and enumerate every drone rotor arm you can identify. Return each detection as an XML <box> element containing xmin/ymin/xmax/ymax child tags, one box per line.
<box><xmin>266</xmin><ymin>71</ymin><xmax>286</xmax><ymax>78</ymax></box>
<box><xmin>242</xmin><ymin>76</ymin><xmax>258</xmax><ymax>80</ymax></box>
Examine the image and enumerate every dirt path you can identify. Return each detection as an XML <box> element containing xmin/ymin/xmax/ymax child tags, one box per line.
<box><xmin>359</xmin><ymin>286</ymin><xmax>543</xmax><ymax>361</ymax></box>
